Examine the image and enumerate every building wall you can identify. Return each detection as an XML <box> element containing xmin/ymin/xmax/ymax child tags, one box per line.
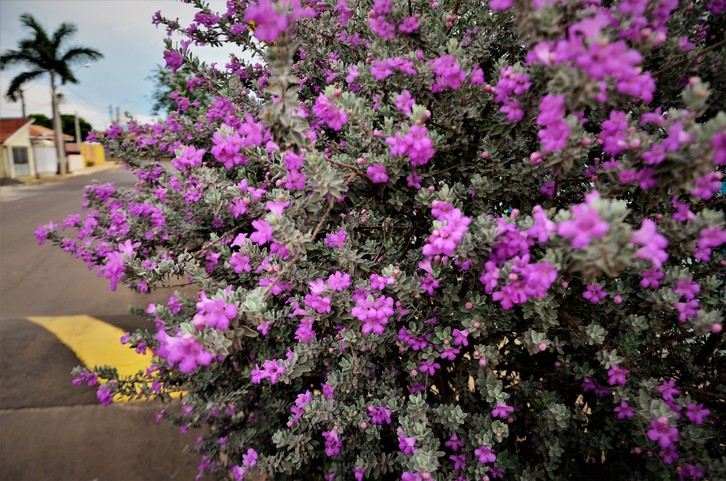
<box><xmin>2</xmin><ymin>125</ymin><xmax>36</xmax><ymax>178</ymax></box>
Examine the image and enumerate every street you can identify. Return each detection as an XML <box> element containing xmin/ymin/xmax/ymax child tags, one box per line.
<box><xmin>0</xmin><ymin>167</ymin><xmax>199</xmax><ymax>481</ymax></box>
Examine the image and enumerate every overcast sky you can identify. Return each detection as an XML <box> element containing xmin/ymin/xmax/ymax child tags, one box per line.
<box><xmin>0</xmin><ymin>0</ymin><xmax>235</xmax><ymax>130</ymax></box>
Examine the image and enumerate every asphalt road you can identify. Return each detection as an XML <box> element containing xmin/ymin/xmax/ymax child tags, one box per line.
<box><xmin>0</xmin><ymin>168</ymin><xmax>199</xmax><ymax>481</ymax></box>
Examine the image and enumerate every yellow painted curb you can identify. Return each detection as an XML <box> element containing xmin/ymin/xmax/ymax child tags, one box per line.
<box><xmin>26</xmin><ymin>315</ymin><xmax>182</xmax><ymax>402</ymax></box>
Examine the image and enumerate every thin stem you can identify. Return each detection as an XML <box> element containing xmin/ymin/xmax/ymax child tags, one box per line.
<box><xmin>653</xmin><ymin>38</ymin><xmax>726</xmax><ymax>77</ymax></box>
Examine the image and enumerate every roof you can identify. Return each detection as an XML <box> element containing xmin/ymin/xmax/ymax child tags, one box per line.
<box><xmin>29</xmin><ymin>124</ymin><xmax>74</xmax><ymax>140</ymax></box>
<box><xmin>0</xmin><ymin>118</ymin><xmax>34</xmax><ymax>144</ymax></box>
<box><xmin>65</xmin><ymin>143</ymin><xmax>81</xmax><ymax>154</ymax></box>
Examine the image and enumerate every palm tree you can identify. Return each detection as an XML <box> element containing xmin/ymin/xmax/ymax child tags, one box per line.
<box><xmin>0</xmin><ymin>13</ymin><xmax>102</xmax><ymax>175</ymax></box>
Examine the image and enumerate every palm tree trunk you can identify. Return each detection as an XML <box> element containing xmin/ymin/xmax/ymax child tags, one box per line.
<box><xmin>50</xmin><ymin>71</ymin><xmax>67</xmax><ymax>175</ymax></box>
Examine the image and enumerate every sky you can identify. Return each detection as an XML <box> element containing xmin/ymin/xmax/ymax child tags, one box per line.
<box><xmin>0</xmin><ymin>0</ymin><xmax>235</xmax><ymax>131</ymax></box>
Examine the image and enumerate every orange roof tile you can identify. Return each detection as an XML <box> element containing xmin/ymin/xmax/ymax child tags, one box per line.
<box><xmin>0</xmin><ymin>118</ymin><xmax>33</xmax><ymax>144</ymax></box>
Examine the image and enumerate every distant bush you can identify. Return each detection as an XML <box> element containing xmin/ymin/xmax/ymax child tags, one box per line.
<box><xmin>39</xmin><ymin>0</ymin><xmax>725</xmax><ymax>479</ymax></box>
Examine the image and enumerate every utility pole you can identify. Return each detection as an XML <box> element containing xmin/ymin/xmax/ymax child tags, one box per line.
<box><xmin>74</xmin><ymin>111</ymin><xmax>82</xmax><ymax>145</ymax></box>
<box><xmin>109</xmin><ymin>104</ymin><xmax>114</xmax><ymax>125</ymax></box>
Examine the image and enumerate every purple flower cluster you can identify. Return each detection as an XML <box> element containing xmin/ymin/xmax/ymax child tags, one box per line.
<box><xmin>486</xmin><ymin>257</ymin><xmax>558</xmax><ymax>309</ymax></box>
<box><xmin>630</xmin><ymin>219</ymin><xmax>669</xmax><ymax>268</ymax></box>
<box><xmin>156</xmin><ymin>331</ymin><xmax>214</xmax><ymax>374</ymax></box>
<box><xmin>289</xmin><ymin>390</ymin><xmax>312</xmax><ymax>426</ymax></box>
<box><xmin>695</xmin><ymin>227</ymin><xmax>726</xmax><ymax>261</ymax></box>
<box><xmin>370</xmin><ymin>57</ymin><xmax>416</xmax><ymax>80</ymax></box>
<box><xmin>250</xmin><ymin>359</ymin><xmax>286</xmax><ymax>384</ymax></box>
<box><xmin>244</xmin><ymin>0</ymin><xmax>315</xmax><ymax>43</ymax></box>
<box><xmin>386</xmin><ymin>125</ymin><xmax>435</xmax><ymax>167</ymax></box>
<box><xmin>398</xmin><ymin>432</ymin><xmax>416</xmax><ymax>455</ymax></box>
<box><xmin>528</xmin><ymin>10</ymin><xmax>655</xmax><ymax>102</ymax></box>
<box><xmin>673</xmin><ymin>278</ymin><xmax>700</xmax><ymax>323</ymax></box>
<box><xmin>367</xmin><ymin>405</ymin><xmax>392</xmax><ymax>424</ymax></box>
<box><xmin>192</xmin><ymin>291</ymin><xmax>237</xmax><ymax>331</ymax></box>
<box><xmin>211</xmin><ymin>127</ymin><xmax>248</xmax><ymax>169</ymax></box>
<box><xmin>325</xmin><ymin>229</ymin><xmax>347</xmax><ymax>249</ymax></box>
<box><xmin>647</xmin><ymin>416</ymin><xmax>679</xmax><ymax>449</ymax></box>
<box><xmin>313</xmin><ymin>94</ymin><xmax>348</xmax><ymax>131</ymax></box>
<box><xmin>172</xmin><ymin>146</ymin><xmax>205</xmax><ymax>171</ymax></box>
<box><xmin>429</xmin><ymin>54</ymin><xmax>466</xmax><ymax>92</ymax></box>
<box><xmin>322</xmin><ymin>427</ymin><xmax>342</xmax><ymax>456</ymax></box>
<box><xmin>422</xmin><ymin>201</ymin><xmax>471</xmax><ymax>258</ymax></box>
<box><xmin>494</xmin><ymin>67</ymin><xmax>531</xmax><ymax>122</ymax></box>
<box><xmin>366</xmin><ymin>163</ymin><xmax>389</xmax><ymax>183</ymax></box>
<box><xmin>367</xmin><ymin>0</ymin><xmax>396</xmax><ymax>39</ymax></box>
<box><xmin>536</xmin><ymin>94</ymin><xmax>570</xmax><ymax>152</ymax></box>
<box><xmin>351</xmin><ymin>290</ymin><xmax>394</xmax><ymax>335</ymax></box>
<box><xmin>558</xmin><ymin>191</ymin><xmax>609</xmax><ymax>248</ymax></box>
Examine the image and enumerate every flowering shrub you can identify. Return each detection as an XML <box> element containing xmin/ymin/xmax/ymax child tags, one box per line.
<box><xmin>37</xmin><ymin>0</ymin><xmax>726</xmax><ymax>479</ymax></box>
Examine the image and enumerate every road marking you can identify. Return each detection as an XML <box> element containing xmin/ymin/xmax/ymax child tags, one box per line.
<box><xmin>26</xmin><ymin>315</ymin><xmax>180</xmax><ymax>402</ymax></box>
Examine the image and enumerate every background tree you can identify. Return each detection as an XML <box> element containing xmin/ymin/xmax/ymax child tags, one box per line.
<box><xmin>147</xmin><ymin>64</ymin><xmax>213</xmax><ymax>115</ymax></box>
<box><xmin>29</xmin><ymin>113</ymin><xmax>93</xmax><ymax>142</ymax></box>
<box><xmin>0</xmin><ymin>13</ymin><xmax>102</xmax><ymax>174</ymax></box>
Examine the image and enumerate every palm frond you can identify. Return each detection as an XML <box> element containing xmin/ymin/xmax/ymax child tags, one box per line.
<box><xmin>5</xmin><ymin>69</ymin><xmax>45</xmax><ymax>101</ymax></box>
<box><xmin>52</xmin><ymin>22</ymin><xmax>78</xmax><ymax>49</ymax></box>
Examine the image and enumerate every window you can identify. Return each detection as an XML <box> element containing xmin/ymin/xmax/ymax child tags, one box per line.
<box><xmin>11</xmin><ymin>146</ymin><xmax>30</xmax><ymax>177</ymax></box>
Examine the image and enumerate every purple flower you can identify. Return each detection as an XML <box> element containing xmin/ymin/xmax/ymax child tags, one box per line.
<box><xmin>630</xmin><ymin>219</ymin><xmax>669</xmax><ymax>269</ymax></box>
<box><xmin>536</xmin><ymin>94</ymin><xmax>570</xmax><ymax>152</ymax></box>
<box><xmin>474</xmin><ymin>445</ymin><xmax>496</xmax><ymax>464</ymax></box>
<box><xmin>430</xmin><ymin>54</ymin><xmax>467</xmax><ymax>92</ymax></box>
<box><xmin>313</xmin><ymin>94</ymin><xmax>348</xmax><ymax>131</ymax></box>
<box><xmin>445</xmin><ymin>432</ymin><xmax>464</xmax><ymax>451</ymax></box>
<box><xmin>399</xmin><ymin>16</ymin><xmax>420</xmax><ymax>33</ymax></box>
<box><xmin>230</xmin><ymin>253</ymin><xmax>252</xmax><ymax>273</ymax></box>
<box><xmin>163</xmin><ymin>50</ymin><xmax>184</xmax><ymax>74</ymax></box>
<box><xmin>367</xmin><ymin>405</ymin><xmax>392</xmax><ymax>424</ymax></box>
<box><xmin>193</xmin><ymin>291</ymin><xmax>237</xmax><ymax>330</ymax></box>
<box><xmin>386</xmin><ymin>125</ymin><xmax>435</xmax><ymax>167</ymax></box>
<box><xmin>712</xmin><ymin>131</ymin><xmax>726</xmax><ymax>165</ymax></box>
<box><xmin>491</xmin><ymin>403</ymin><xmax>514</xmax><ymax>419</ymax></box>
<box><xmin>353</xmin><ymin>467</ymin><xmax>366</xmax><ymax>481</ymax></box>
<box><xmin>398</xmin><ymin>432</ymin><xmax>416</xmax><ymax>455</ymax></box>
<box><xmin>452</xmin><ymin>328</ymin><xmax>469</xmax><ymax>346</ymax></box>
<box><xmin>685</xmin><ymin>403</ymin><xmax>710</xmax><ymax>425</ymax></box>
<box><xmin>614</xmin><ymin>401</ymin><xmax>635</xmax><ymax>419</ymax></box>
<box><xmin>607</xmin><ymin>365</ymin><xmax>629</xmax><ymax>386</ymax></box>
<box><xmin>322</xmin><ymin>428</ymin><xmax>342</xmax><ymax>456</ymax></box>
<box><xmin>695</xmin><ymin>227</ymin><xmax>726</xmax><ymax>261</ymax></box>
<box><xmin>96</xmin><ymin>385</ymin><xmax>113</xmax><ymax>406</ymax></box>
<box><xmin>583</xmin><ymin>284</ymin><xmax>607</xmax><ymax>304</ymax></box>
<box><xmin>231</xmin><ymin>465</ymin><xmax>247</xmax><ymax>480</ymax></box>
<box><xmin>156</xmin><ymin>331</ymin><xmax>214</xmax><ymax>374</ymax></box>
<box><xmin>690</xmin><ymin>171</ymin><xmax>723</xmax><ymax>201</ymax></box>
<box><xmin>250</xmin><ymin>220</ymin><xmax>275</xmax><ymax>245</ymax></box>
<box><xmin>366</xmin><ymin>163</ymin><xmax>389</xmax><ymax>183</ymax></box>
<box><xmin>244</xmin><ymin>0</ymin><xmax>315</xmax><ymax>43</ymax></box>
<box><xmin>352</xmin><ymin>292</ymin><xmax>394</xmax><ymax>335</ymax></box>
<box><xmin>422</xmin><ymin>201</ymin><xmax>471</xmax><ymax>258</ymax></box>
<box><xmin>325</xmin><ymin>229</ymin><xmax>347</xmax><ymax>249</ymax></box>
<box><xmin>449</xmin><ymin>453</ymin><xmax>466</xmax><ymax>470</ymax></box>
<box><xmin>558</xmin><ymin>192</ymin><xmax>609</xmax><ymax>248</ymax></box>
<box><xmin>640</xmin><ymin>269</ymin><xmax>664</xmax><ymax>288</ymax></box>
<box><xmin>396</xmin><ymin>90</ymin><xmax>416</xmax><ymax>114</ymax></box>
<box><xmin>489</xmin><ymin>0</ymin><xmax>512</xmax><ymax>9</ymax></box>
<box><xmin>263</xmin><ymin>359</ymin><xmax>285</xmax><ymax>384</ymax></box>
<box><xmin>327</xmin><ymin>271</ymin><xmax>351</xmax><ymax>291</ymax></box>
<box><xmin>243</xmin><ymin>448</ymin><xmax>258</xmax><ymax>467</ymax></box>
<box><xmin>647</xmin><ymin>417</ymin><xmax>679</xmax><ymax>449</ymax></box>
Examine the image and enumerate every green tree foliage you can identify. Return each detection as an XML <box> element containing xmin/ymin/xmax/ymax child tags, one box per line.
<box><xmin>147</xmin><ymin>64</ymin><xmax>213</xmax><ymax>115</ymax></box>
<box><xmin>29</xmin><ymin>113</ymin><xmax>93</xmax><ymax>141</ymax></box>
